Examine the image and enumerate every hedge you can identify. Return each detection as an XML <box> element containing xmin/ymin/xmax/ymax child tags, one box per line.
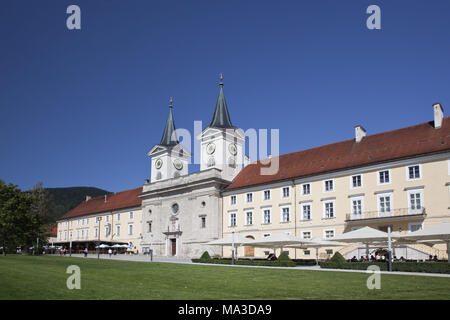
<box><xmin>192</xmin><ymin>253</ymin><xmax>296</xmax><ymax>267</ymax></box>
<box><xmin>320</xmin><ymin>261</ymin><xmax>450</xmax><ymax>274</ymax></box>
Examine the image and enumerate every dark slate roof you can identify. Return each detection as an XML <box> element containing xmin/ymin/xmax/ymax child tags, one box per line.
<box><xmin>209</xmin><ymin>80</ymin><xmax>233</xmax><ymax>129</ymax></box>
<box><xmin>228</xmin><ymin>117</ymin><xmax>450</xmax><ymax>190</ymax></box>
<box><xmin>160</xmin><ymin>100</ymin><xmax>179</xmax><ymax>146</ymax></box>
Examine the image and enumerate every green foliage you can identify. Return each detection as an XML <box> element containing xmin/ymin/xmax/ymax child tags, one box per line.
<box><xmin>45</xmin><ymin>187</ymin><xmax>111</xmax><ymax>222</ymax></box>
<box><xmin>192</xmin><ymin>255</ymin><xmax>297</xmax><ymax>267</ymax></box>
<box><xmin>199</xmin><ymin>251</ymin><xmax>212</xmax><ymax>262</ymax></box>
<box><xmin>329</xmin><ymin>252</ymin><xmax>347</xmax><ymax>265</ymax></box>
<box><xmin>320</xmin><ymin>261</ymin><xmax>450</xmax><ymax>274</ymax></box>
<box><xmin>277</xmin><ymin>251</ymin><xmax>296</xmax><ymax>267</ymax></box>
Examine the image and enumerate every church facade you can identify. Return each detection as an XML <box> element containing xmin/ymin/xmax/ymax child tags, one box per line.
<box><xmin>139</xmin><ymin>76</ymin><xmax>244</xmax><ymax>257</ymax></box>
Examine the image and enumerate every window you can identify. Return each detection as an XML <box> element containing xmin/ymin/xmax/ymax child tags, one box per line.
<box><xmin>304</xmin><ymin>250</ymin><xmax>310</xmax><ymax>256</ymax></box>
<box><xmin>408</xmin><ymin>222</ymin><xmax>423</xmax><ymax>233</ymax></box>
<box><xmin>301</xmin><ymin>203</ymin><xmax>311</xmax><ymax>220</ymax></box>
<box><xmin>201</xmin><ymin>217</ymin><xmax>206</xmax><ymax>228</ymax></box>
<box><xmin>246</xmin><ymin>193</ymin><xmax>253</xmax><ymax>203</ymax></box>
<box><xmin>408</xmin><ymin>189</ymin><xmax>423</xmax><ymax>213</ymax></box>
<box><xmin>81</xmin><ymin>229</ymin><xmax>84</xmax><ymax>238</ymax></box>
<box><xmin>148</xmin><ymin>221</ymin><xmax>152</xmax><ymax>233</ymax></box>
<box><xmin>378</xmin><ymin>193</ymin><xmax>392</xmax><ymax>216</ymax></box>
<box><xmin>94</xmin><ymin>228</ymin><xmax>98</xmax><ymax>238</ymax></box>
<box><xmin>230</xmin><ymin>212</ymin><xmax>237</xmax><ymax>227</ymax></box>
<box><xmin>59</xmin><ymin>231</ymin><xmax>62</xmax><ymax>240</ymax></box>
<box><xmin>351</xmin><ymin>175</ymin><xmax>362</xmax><ymax>188</ymax></box>
<box><xmin>281</xmin><ymin>206</ymin><xmax>290</xmax><ymax>222</ymax></box>
<box><xmin>128</xmin><ymin>223</ymin><xmax>133</xmax><ymax>235</ymax></box>
<box><xmin>263</xmin><ymin>209</ymin><xmax>271</xmax><ymax>224</ymax></box>
<box><xmin>379</xmin><ymin>170</ymin><xmax>390</xmax><ymax>184</ymax></box>
<box><xmin>323</xmin><ymin>201</ymin><xmax>334</xmax><ymax>219</ymax></box>
<box><xmin>86</xmin><ymin>218</ymin><xmax>89</xmax><ymax>225</ymax></box>
<box><xmin>69</xmin><ymin>231</ymin><xmax>72</xmax><ymax>240</ymax></box>
<box><xmin>324</xmin><ymin>230</ymin><xmax>335</xmax><ymax>239</ymax></box>
<box><xmin>245</xmin><ymin>211</ymin><xmax>253</xmax><ymax>225</ymax></box>
<box><xmin>230</xmin><ymin>195</ymin><xmax>236</xmax><ymax>205</ymax></box>
<box><xmin>117</xmin><ymin>214</ymin><xmax>120</xmax><ymax>221</ymax></box>
<box><xmin>263</xmin><ymin>233</ymin><xmax>271</xmax><ymax>237</ymax></box>
<box><xmin>106</xmin><ymin>216</ymin><xmax>109</xmax><ymax>222</ymax></box>
<box><xmin>129</xmin><ymin>212</ymin><xmax>133</xmax><ymax>219</ymax></box>
<box><xmin>326</xmin><ymin>249</ymin><xmax>334</xmax><ymax>255</ymax></box>
<box><xmin>64</xmin><ymin>231</ymin><xmax>67</xmax><ymax>240</ymax></box>
<box><xmin>116</xmin><ymin>225</ymin><xmax>120</xmax><ymax>236</ymax></box>
<box><xmin>351</xmin><ymin>198</ymin><xmax>363</xmax><ymax>217</ymax></box>
<box><xmin>105</xmin><ymin>225</ymin><xmax>110</xmax><ymax>236</ymax></box>
<box><xmin>77</xmin><ymin>230</ymin><xmax>80</xmax><ymax>239</ymax></box>
<box><xmin>302</xmin><ymin>183</ymin><xmax>311</xmax><ymax>195</ymax></box>
<box><xmin>302</xmin><ymin>231</ymin><xmax>312</xmax><ymax>239</ymax></box>
<box><xmin>324</xmin><ymin>179</ymin><xmax>334</xmax><ymax>192</ymax></box>
<box><xmin>282</xmin><ymin>187</ymin><xmax>290</xmax><ymax>198</ymax></box>
<box><xmin>263</xmin><ymin>190</ymin><xmax>271</xmax><ymax>201</ymax></box>
<box><xmin>407</xmin><ymin>165</ymin><xmax>421</xmax><ymax>180</ymax></box>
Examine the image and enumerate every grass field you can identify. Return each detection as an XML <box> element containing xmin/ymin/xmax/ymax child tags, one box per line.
<box><xmin>0</xmin><ymin>255</ymin><xmax>449</xmax><ymax>299</ymax></box>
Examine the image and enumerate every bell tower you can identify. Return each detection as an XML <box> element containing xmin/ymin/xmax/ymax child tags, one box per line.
<box><xmin>148</xmin><ymin>98</ymin><xmax>190</xmax><ymax>183</ymax></box>
<box><xmin>197</xmin><ymin>74</ymin><xmax>245</xmax><ymax>182</ymax></box>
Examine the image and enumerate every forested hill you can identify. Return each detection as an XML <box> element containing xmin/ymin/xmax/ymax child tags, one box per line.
<box><xmin>46</xmin><ymin>187</ymin><xmax>111</xmax><ymax>222</ymax></box>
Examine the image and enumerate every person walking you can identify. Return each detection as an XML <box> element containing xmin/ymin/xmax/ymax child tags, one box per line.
<box><xmin>108</xmin><ymin>248</ymin><xmax>112</xmax><ymax>258</ymax></box>
<box><xmin>84</xmin><ymin>247</ymin><xmax>88</xmax><ymax>257</ymax></box>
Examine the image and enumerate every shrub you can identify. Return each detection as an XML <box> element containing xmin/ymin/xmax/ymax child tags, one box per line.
<box><xmin>199</xmin><ymin>251</ymin><xmax>212</xmax><ymax>262</ymax></box>
<box><xmin>277</xmin><ymin>252</ymin><xmax>296</xmax><ymax>267</ymax></box>
<box><xmin>329</xmin><ymin>252</ymin><xmax>347</xmax><ymax>265</ymax></box>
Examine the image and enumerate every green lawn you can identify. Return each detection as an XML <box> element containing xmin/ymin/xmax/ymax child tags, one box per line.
<box><xmin>0</xmin><ymin>255</ymin><xmax>449</xmax><ymax>299</ymax></box>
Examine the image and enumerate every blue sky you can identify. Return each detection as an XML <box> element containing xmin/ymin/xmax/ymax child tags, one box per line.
<box><xmin>1</xmin><ymin>0</ymin><xmax>449</xmax><ymax>192</ymax></box>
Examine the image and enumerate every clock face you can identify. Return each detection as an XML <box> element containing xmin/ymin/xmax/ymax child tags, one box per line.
<box><xmin>172</xmin><ymin>203</ymin><xmax>179</xmax><ymax>214</ymax></box>
<box><xmin>173</xmin><ymin>159</ymin><xmax>183</xmax><ymax>170</ymax></box>
<box><xmin>155</xmin><ymin>158</ymin><xmax>163</xmax><ymax>169</ymax></box>
<box><xmin>206</xmin><ymin>142</ymin><xmax>216</xmax><ymax>155</ymax></box>
<box><xmin>228</xmin><ymin>143</ymin><xmax>237</xmax><ymax>155</ymax></box>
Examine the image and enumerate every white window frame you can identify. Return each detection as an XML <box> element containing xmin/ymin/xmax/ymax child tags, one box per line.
<box><xmin>350</xmin><ymin>174</ymin><xmax>363</xmax><ymax>189</ymax></box>
<box><xmin>281</xmin><ymin>186</ymin><xmax>290</xmax><ymax>199</ymax></box>
<box><xmin>407</xmin><ymin>188</ymin><xmax>424</xmax><ymax>214</ymax></box>
<box><xmin>128</xmin><ymin>223</ymin><xmax>133</xmax><ymax>235</ymax></box>
<box><xmin>263</xmin><ymin>189</ymin><xmax>271</xmax><ymax>201</ymax></box>
<box><xmin>280</xmin><ymin>205</ymin><xmax>291</xmax><ymax>223</ymax></box>
<box><xmin>229</xmin><ymin>211</ymin><xmax>237</xmax><ymax>227</ymax></box>
<box><xmin>323</xmin><ymin>229</ymin><xmax>335</xmax><ymax>239</ymax></box>
<box><xmin>406</xmin><ymin>164</ymin><xmax>422</xmax><ymax>181</ymax></box>
<box><xmin>117</xmin><ymin>213</ymin><xmax>120</xmax><ymax>221</ymax></box>
<box><xmin>349</xmin><ymin>196</ymin><xmax>364</xmax><ymax>219</ymax></box>
<box><xmin>377</xmin><ymin>192</ymin><xmax>393</xmax><ymax>217</ymax></box>
<box><xmin>377</xmin><ymin>169</ymin><xmax>391</xmax><ymax>185</ymax></box>
<box><xmin>301</xmin><ymin>183</ymin><xmax>311</xmax><ymax>196</ymax></box>
<box><xmin>244</xmin><ymin>210</ymin><xmax>253</xmax><ymax>226</ymax></box>
<box><xmin>301</xmin><ymin>202</ymin><xmax>312</xmax><ymax>221</ymax></box>
<box><xmin>94</xmin><ymin>228</ymin><xmax>98</xmax><ymax>238</ymax></box>
<box><xmin>304</xmin><ymin>250</ymin><xmax>311</xmax><ymax>256</ymax></box>
<box><xmin>230</xmin><ymin>195</ymin><xmax>237</xmax><ymax>205</ymax></box>
<box><xmin>129</xmin><ymin>211</ymin><xmax>134</xmax><ymax>219</ymax></box>
<box><xmin>408</xmin><ymin>222</ymin><xmax>423</xmax><ymax>233</ymax></box>
<box><xmin>246</xmin><ymin>192</ymin><xmax>253</xmax><ymax>203</ymax></box>
<box><xmin>116</xmin><ymin>225</ymin><xmax>120</xmax><ymax>236</ymax></box>
<box><xmin>323</xmin><ymin>179</ymin><xmax>334</xmax><ymax>193</ymax></box>
<box><xmin>323</xmin><ymin>200</ymin><xmax>335</xmax><ymax>219</ymax></box>
<box><xmin>262</xmin><ymin>208</ymin><xmax>271</xmax><ymax>224</ymax></box>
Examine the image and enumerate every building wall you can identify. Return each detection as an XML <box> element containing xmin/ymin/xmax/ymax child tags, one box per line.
<box><xmin>56</xmin><ymin>206</ymin><xmax>143</xmax><ymax>253</ymax></box>
<box><xmin>222</xmin><ymin>153</ymin><xmax>450</xmax><ymax>260</ymax></box>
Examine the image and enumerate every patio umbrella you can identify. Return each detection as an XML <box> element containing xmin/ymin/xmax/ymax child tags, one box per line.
<box><xmin>332</xmin><ymin>227</ymin><xmax>400</xmax><ymax>263</ymax></box>
<box><xmin>397</xmin><ymin>222</ymin><xmax>450</xmax><ymax>262</ymax></box>
<box><xmin>243</xmin><ymin>233</ymin><xmax>313</xmax><ymax>256</ymax></box>
<box><xmin>286</xmin><ymin>238</ymin><xmax>347</xmax><ymax>265</ymax></box>
<box><xmin>206</xmin><ymin>234</ymin><xmax>255</xmax><ymax>261</ymax></box>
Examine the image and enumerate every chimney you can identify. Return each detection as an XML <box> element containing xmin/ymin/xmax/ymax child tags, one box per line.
<box><xmin>244</xmin><ymin>155</ymin><xmax>250</xmax><ymax>167</ymax></box>
<box><xmin>433</xmin><ymin>103</ymin><xmax>444</xmax><ymax>129</ymax></box>
<box><xmin>268</xmin><ymin>154</ymin><xmax>272</xmax><ymax>159</ymax></box>
<box><xmin>145</xmin><ymin>178</ymin><xmax>150</xmax><ymax>184</ymax></box>
<box><xmin>85</xmin><ymin>195</ymin><xmax>92</xmax><ymax>202</ymax></box>
<box><xmin>355</xmin><ymin>125</ymin><xmax>366</xmax><ymax>143</ymax></box>
<box><xmin>104</xmin><ymin>195</ymin><xmax>107</xmax><ymax>203</ymax></box>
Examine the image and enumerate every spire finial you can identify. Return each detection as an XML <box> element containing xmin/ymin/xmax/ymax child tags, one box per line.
<box><xmin>169</xmin><ymin>97</ymin><xmax>173</xmax><ymax>108</ymax></box>
<box><xmin>219</xmin><ymin>73</ymin><xmax>223</xmax><ymax>86</ymax></box>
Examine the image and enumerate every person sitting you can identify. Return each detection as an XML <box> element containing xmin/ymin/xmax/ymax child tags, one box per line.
<box><xmin>351</xmin><ymin>256</ymin><xmax>358</xmax><ymax>262</ymax></box>
<box><xmin>433</xmin><ymin>255</ymin><xmax>438</xmax><ymax>261</ymax></box>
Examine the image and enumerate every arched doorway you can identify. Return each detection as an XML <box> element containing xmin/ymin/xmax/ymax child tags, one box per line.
<box><xmin>244</xmin><ymin>236</ymin><xmax>255</xmax><ymax>257</ymax></box>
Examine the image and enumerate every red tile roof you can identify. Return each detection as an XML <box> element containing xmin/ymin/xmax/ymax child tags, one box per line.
<box><xmin>228</xmin><ymin>118</ymin><xmax>450</xmax><ymax>191</ymax></box>
<box><xmin>59</xmin><ymin>187</ymin><xmax>142</xmax><ymax>220</ymax></box>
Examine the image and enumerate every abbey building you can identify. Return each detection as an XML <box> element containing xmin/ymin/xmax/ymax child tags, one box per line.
<box><xmin>55</xmin><ymin>79</ymin><xmax>450</xmax><ymax>261</ymax></box>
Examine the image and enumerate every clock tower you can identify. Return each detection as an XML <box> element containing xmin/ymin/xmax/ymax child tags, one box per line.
<box><xmin>197</xmin><ymin>75</ymin><xmax>245</xmax><ymax>182</ymax></box>
<box><xmin>148</xmin><ymin>98</ymin><xmax>190</xmax><ymax>183</ymax></box>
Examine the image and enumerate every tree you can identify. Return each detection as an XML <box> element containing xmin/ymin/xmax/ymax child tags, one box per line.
<box><xmin>0</xmin><ymin>181</ymin><xmax>34</xmax><ymax>255</ymax></box>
